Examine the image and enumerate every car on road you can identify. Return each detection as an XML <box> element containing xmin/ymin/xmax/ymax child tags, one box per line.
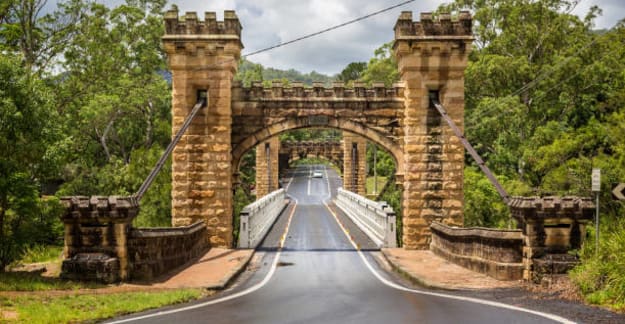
<box><xmin>312</xmin><ymin>171</ymin><xmax>323</xmax><ymax>178</ymax></box>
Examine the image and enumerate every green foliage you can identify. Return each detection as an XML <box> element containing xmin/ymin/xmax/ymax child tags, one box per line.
<box><xmin>236</xmin><ymin>58</ymin><xmax>334</xmax><ymax>86</ymax></box>
<box><xmin>336</xmin><ymin>62</ymin><xmax>367</xmax><ymax>84</ymax></box>
<box><xmin>379</xmin><ymin>178</ymin><xmax>402</xmax><ymax>246</ymax></box>
<box><xmin>0</xmin><ymin>53</ymin><xmax>63</xmax><ymax>270</ymax></box>
<box><xmin>570</xmin><ymin>217</ymin><xmax>625</xmax><ymax>311</ymax></box>
<box><xmin>15</xmin><ymin>245</ymin><xmax>63</xmax><ymax>265</ymax></box>
<box><xmin>0</xmin><ymin>271</ymin><xmax>102</xmax><ymax>291</ymax></box>
<box><xmin>360</xmin><ymin>42</ymin><xmax>399</xmax><ymax>86</ymax></box>
<box><xmin>1</xmin><ymin>289</ymin><xmax>202</xmax><ymax>322</ymax></box>
<box><xmin>366</xmin><ymin>143</ymin><xmax>396</xmax><ymax>177</ymax></box>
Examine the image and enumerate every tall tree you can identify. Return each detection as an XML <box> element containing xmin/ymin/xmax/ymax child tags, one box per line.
<box><xmin>0</xmin><ymin>53</ymin><xmax>61</xmax><ymax>269</ymax></box>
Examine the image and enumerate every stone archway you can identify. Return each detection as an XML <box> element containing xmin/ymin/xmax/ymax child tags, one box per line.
<box><xmin>162</xmin><ymin>9</ymin><xmax>473</xmax><ymax>249</ymax></box>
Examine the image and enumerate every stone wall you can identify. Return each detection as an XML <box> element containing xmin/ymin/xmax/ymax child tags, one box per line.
<box><xmin>343</xmin><ymin>133</ymin><xmax>367</xmax><ymax>195</ymax></box>
<box><xmin>394</xmin><ymin>11</ymin><xmax>473</xmax><ymax>249</ymax></box>
<box><xmin>128</xmin><ymin>222</ymin><xmax>209</xmax><ymax>281</ymax></box>
<box><xmin>255</xmin><ymin>137</ymin><xmax>280</xmax><ymax>198</ymax></box>
<box><xmin>430</xmin><ymin>222</ymin><xmax>523</xmax><ymax>280</ymax></box>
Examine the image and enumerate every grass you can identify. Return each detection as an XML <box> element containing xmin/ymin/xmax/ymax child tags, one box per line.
<box><xmin>569</xmin><ymin>216</ymin><xmax>625</xmax><ymax>312</ymax></box>
<box><xmin>0</xmin><ymin>289</ymin><xmax>204</xmax><ymax>323</ymax></box>
<box><xmin>16</xmin><ymin>245</ymin><xmax>63</xmax><ymax>265</ymax></box>
<box><xmin>366</xmin><ymin>176</ymin><xmax>388</xmax><ymax>196</ymax></box>
<box><xmin>0</xmin><ymin>272</ymin><xmax>103</xmax><ymax>291</ymax></box>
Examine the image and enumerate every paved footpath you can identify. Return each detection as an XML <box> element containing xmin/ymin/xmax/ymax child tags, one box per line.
<box><xmin>128</xmin><ymin>248</ymin><xmax>254</xmax><ymax>290</ymax></box>
<box><xmin>380</xmin><ymin>249</ymin><xmax>519</xmax><ymax>290</ymax></box>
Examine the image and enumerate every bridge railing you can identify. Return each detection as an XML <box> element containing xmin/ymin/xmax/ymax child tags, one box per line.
<box><xmin>334</xmin><ymin>188</ymin><xmax>397</xmax><ymax>248</ymax></box>
<box><xmin>238</xmin><ymin>188</ymin><xmax>287</xmax><ymax>249</ymax></box>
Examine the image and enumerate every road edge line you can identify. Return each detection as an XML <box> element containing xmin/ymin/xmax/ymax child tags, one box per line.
<box><xmin>107</xmin><ymin>199</ymin><xmax>299</xmax><ymax>324</ymax></box>
<box><xmin>322</xmin><ymin>202</ymin><xmax>576</xmax><ymax>324</ymax></box>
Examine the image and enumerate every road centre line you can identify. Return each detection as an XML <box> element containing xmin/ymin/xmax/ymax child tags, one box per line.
<box><xmin>321</xmin><ymin>202</ymin><xmax>575</xmax><ymax>324</ymax></box>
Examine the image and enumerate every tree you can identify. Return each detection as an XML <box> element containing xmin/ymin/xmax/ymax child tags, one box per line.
<box><xmin>336</xmin><ymin>62</ymin><xmax>366</xmax><ymax>84</ymax></box>
<box><xmin>0</xmin><ymin>53</ymin><xmax>62</xmax><ymax>270</ymax></box>
<box><xmin>0</xmin><ymin>0</ymin><xmax>85</xmax><ymax>74</ymax></box>
<box><xmin>360</xmin><ymin>42</ymin><xmax>399</xmax><ymax>86</ymax></box>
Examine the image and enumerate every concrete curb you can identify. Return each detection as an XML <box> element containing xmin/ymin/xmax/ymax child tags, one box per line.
<box><xmin>379</xmin><ymin>249</ymin><xmax>459</xmax><ymax>291</ymax></box>
<box><xmin>204</xmin><ymin>249</ymin><xmax>255</xmax><ymax>290</ymax></box>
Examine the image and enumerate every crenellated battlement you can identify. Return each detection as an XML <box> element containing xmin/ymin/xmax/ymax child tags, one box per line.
<box><xmin>394</xmin><ymin>11</ymin><xmax>472</xmax><ymax>38</ymax></box>
<box><xmin>234</xmin><ymin>81</ymin><xmax>405</xmax><ymax>101</ymax></box>
<box><xmin>164</xmin><ymin>9</ymin><xmax>242</xmax><ymax>36</ymax></box>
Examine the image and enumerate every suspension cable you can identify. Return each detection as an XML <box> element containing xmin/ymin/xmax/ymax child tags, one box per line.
<box><xmin>135</xmin><ymin>96</ymin><xmax>207</xmax><ymax>201</ymax></box>
<box><xmin>431</xmin><ymin>98</ymin><xmax>510</xmax><ymax>204</ymax></box>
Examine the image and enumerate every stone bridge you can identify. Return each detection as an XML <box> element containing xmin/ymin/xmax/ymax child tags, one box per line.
<box><xmin>164</xmin><ymin>9</ymin><xmax>472</xmax><ymax>249</ymax></box>
<box><xmin>58</xmin><ymin>9</ymin><xmax>596</xmax><ymax>284</ymax></box>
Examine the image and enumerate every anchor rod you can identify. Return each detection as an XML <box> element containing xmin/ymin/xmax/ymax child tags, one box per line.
<box><xmin>135</xmin><ymin>95</ymin><xmax>207</xmax><ymax>201</ymax></box>
<box><xmin>431</xmin><ymin>98</ymin><xmax>510</xmax><ymax>204</ymax></box>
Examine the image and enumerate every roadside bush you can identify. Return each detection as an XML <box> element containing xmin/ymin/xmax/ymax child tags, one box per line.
<box><xmin>570</xmin><ymin>216</ymin><xmax>625</xmax><ymax>311</ymax></box>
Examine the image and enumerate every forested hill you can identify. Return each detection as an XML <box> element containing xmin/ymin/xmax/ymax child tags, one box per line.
<box><xmin>235</xmin><ymin>59</ymin><xmax>335</xmax><ymax>86</ymax></box>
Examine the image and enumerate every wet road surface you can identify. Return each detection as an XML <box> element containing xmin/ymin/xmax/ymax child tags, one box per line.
<box><xmin>109</xmin><ymin>165</ymin><xmax>571</xmax><ymax>324</ymax></box>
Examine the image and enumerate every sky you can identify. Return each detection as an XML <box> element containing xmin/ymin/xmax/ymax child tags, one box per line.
<box><xmin>43</xmin><ymin>0</ymin><xmax>625</xmax><ymax>76</ymax></box>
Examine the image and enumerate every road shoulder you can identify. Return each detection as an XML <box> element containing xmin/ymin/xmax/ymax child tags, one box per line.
<box><xmin>380</xmin><ymin>248</ymin><xmax>521</xmax><ymax>290</ymax></box>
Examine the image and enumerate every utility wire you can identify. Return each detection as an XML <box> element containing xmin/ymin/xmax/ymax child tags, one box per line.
<box><xmin>193</xmin><ymin>0</ymin><xmax>416</xmax><ymax>70</ymax></box>
<box><xmin>242</xmin><ymin>0</ymin><xmax>416</xmax><ymax>58</ymax></box>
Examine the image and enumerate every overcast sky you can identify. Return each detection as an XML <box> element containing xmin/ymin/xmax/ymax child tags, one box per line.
<box><xmin>44</xmin><ymin>0</ymin><xmax>625</xmax><ymax>75</ymax></box>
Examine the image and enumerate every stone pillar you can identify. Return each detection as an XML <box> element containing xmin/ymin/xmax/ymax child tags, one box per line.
<box><xmin>255</xmin><ymin>136</ymin><xmax>280</xmax><ymax>198</ymax></box>
<box><xmin>343</xmin><ymin>132</ymin><xmax>366</xmax><ymax>195</ymax></box>
<box><xmin>60</xmin><ymin>196</ymin><xmax>139</xmax><ymax>283</ymax></box>
<box><xmin>162</xmin><ymin>10</ymin><xmax>242</xmax><ymax>247</ymax></box>
<box><xmin>508</xmin><ymin>196</ymin><xmax>594</xmax><ymax>282</ymax></box>
<box><xmin>394</xmin><ymin>11</ymin><xmax>473</xmax><ymax>249</ymax></box>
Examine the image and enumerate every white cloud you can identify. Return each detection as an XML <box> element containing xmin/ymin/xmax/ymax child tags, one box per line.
<box><xmin>41</xmin><ymin>0</ymin><xmax>625</xmax><ymax>75</ymax></box>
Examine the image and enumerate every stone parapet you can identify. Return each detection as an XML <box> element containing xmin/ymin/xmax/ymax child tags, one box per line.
<box><xmin>128</xmin><ymin>221</ymin><xmax>209</xmax><ymax>281</ymax></box>
<box><xmin>235</xmin><ymin>81</ymin><xmax>405</xmax><ymax>100</ymax></box>
<box><xmin>60</xmin><ymin>196</ymin><xmax>139</xmax><ymax>282</ymax></box>
<box><xmin>430</xmin><ymin>222</ymin><xmax>523</xmax><ymax>281</ymax></box>
<box><xmin>394</xmin><ymin>11</ymin><xmax>472</xmax><ymax>38</ymax></box>
<box><xmin>164</xmin><ymin>10</ymin><xmax>242</xmax><ymax>37</ymax></box>
<box><xmin>508</xmin><ymin>196</ymin><xmax>594</xmax><ymax>282</ymax></box>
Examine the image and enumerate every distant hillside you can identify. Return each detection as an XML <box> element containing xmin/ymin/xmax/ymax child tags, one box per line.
<box><xmin>160</xmin><ymin>59</ymin><xmax>335</xmax><ymax>87</ymax></box>
<box><xmin>235</xmin><ymin>59</ymin><xmax>335</xmax><ymax>86</ymax></box>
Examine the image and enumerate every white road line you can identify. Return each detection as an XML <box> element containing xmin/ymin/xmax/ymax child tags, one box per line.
<box><xmin>322</xmin><ymin>203</ymin><xmax>576</xmax><ymax>324</ymax></box>
<box><xmin>323</xmin><ymin>166</ymin><xmax>331</xmax><ymax>201</ymax></box>
<box><xmin>107</xmin><ymin>198</ymin><xmax>299</xmax><ymax>324</ymax></box>
<box><xmin>307</xmin><ymin>166</ymin><xmax>312</xmax><ymax>196</ymax></box>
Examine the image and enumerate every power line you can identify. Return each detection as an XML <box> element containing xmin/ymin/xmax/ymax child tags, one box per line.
<box><xmin>193</xmin><ymin>0</ymin><xmax>416</xmax><ymax>70</ymax></box>
<box><xmin>242</xmin><ymin>0</ymin><xmax>416</xmax><ymax>58</ymax></box>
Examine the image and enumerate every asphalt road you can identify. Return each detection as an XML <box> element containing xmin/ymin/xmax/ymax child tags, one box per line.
<box><xmin>109</xmin><ymin>165</ymin><xmax>572</xmax><ymax>324</ymax></box>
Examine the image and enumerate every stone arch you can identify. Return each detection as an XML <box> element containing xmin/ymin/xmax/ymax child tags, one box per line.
<box><xmin>231</xmin><ymin>116</ymin><xmax>404</xmax><ymax>178</ymax></box>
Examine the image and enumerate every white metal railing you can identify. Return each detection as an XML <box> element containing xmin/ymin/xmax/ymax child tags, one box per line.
<box><xmin>238</xmin><ymin>189</ymin><xmax>287</xmax><ymax>248</ymax></box>
<box><xmin>334</xmin><ymin>188</ymin><xmax>397</xmax><ymax>248</ymax></box>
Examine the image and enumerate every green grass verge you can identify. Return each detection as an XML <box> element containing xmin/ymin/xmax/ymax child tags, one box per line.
<box><xmin>366</xmin><ymin>176</ymin><xmax>387</xmax><ymax>195</ymax></box>
<box><xmin>0</xmin><ymin>289</ymin><xmax>203</xmax><ymax>323</ymax></box>
<box><xmin>0</xmin><ymin>272</ymin><xmax>103</xmax><ymax>291</ymax></box>
<box><xmin>16</xmin><ymin>245</ymin><xmax>63</xmax><ymax>265</ymax></box>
